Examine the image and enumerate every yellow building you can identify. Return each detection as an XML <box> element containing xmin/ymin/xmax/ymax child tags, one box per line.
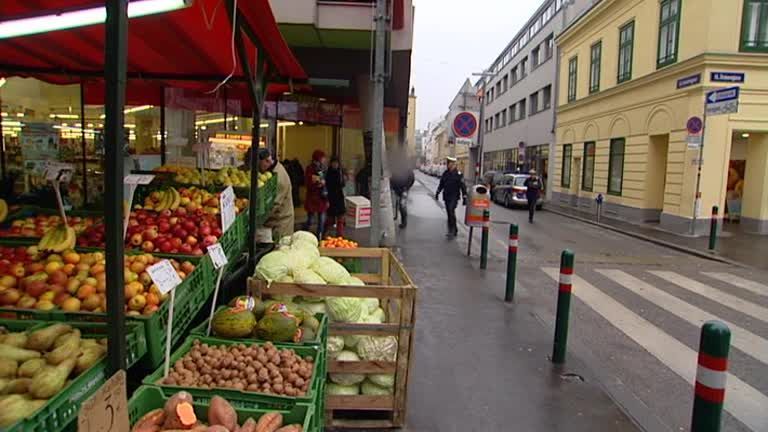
<box><xmin>553</xmin><ymin>0</ymin><xmax>768</xmax><ymax>235</ymax></box>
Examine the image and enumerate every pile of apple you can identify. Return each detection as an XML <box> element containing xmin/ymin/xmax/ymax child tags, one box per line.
<box><xmin>0</xmin><ymin>215</ymin><xmax>101</xmax><ymax>238</ymax></box>
<box><xmin>0</xmin><ymin>248</ymin><xmax>194</xmax><ymax>316</ymax></box>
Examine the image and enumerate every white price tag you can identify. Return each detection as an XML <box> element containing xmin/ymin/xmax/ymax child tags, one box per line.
<box><xmin>220</xmin><ymin>186</ymin><xmax>236</xmax><ymax>232</ymax></box>
<box><xmin>45</xmin><ymin>162</ymin><xmax>74</xmax><ymax>183</ymax></box>
<box><xmin>208</xmin><ymin>243</ymin><xmax>229</xmax><ymax>270</ymax></box>
<box><xmin>124</xmin><ymin>174</ymin><xmax>155</xmax><ymax>185</ymax></box>
<box><xmin>147</xmin><ymin>260</ymin><xmax>183</xmax><ymax>295</ymax></box>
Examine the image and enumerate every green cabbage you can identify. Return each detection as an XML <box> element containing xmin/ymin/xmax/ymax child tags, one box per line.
<box><xmin>356</xmin><ymin>336</ymin><xmax>398</xmax><ymax>362</ymax></box>
<box><xmin>329</xmin><ymin>351</ymin><xmax>365</xmax><ymax>385</ymax></box>
<box><xmin>368</xmin><ymin>374</ymin><xmax>395</xmax><ymax>388</ymax></box>
<box><xmin>292</xmin><ymin>240</ymin><xmax>320</xmax><ymax>258</ymax></box>
<box><xmin>278</xmin><ymin>236</ymin><xmax>293</xmax><ymax>247</ymax></box>
<box><xmin>363</xmin><ymin>299</ymin><xmax>380</xmax><ymax>315</ymax></box>
<box><xmin>367</xmin><ymin>307</ymin><xmax>385</xmax><ymax>323</ymax></box>
<box><xmin>344</xmin><ymin>276</ymin><xmax>365</xmax><ymax>286</ymax></box>
<box><xmin>284</xmin><ymin>247</ymin><xmax>316</xmax><ymax>275</ymax></box>
<box><xmin>326</xmin><ymin>297</ymin><xmax>364</xmax><ymax>322</ymax></box>
<box><xmin>327</xmin><ymin>336</ymin><xmax>345</xmax><ymax>358</ymax></box>
<box><xmin>292</xmin><ymin>231</ymin><xmax>318</xmax><ymax>247</ymax></box>
<box><xmin>293</xmin><ymin>268</ymin><xmax>326</xmax><ymax>285</ymax></box>
<box><xmin>276</xmin><ymin>275</ymin><xmax>294</xmax><ymax>283</ymax></box>
<box><xmin>311</xmin><ymin>256</ymin><xmax>350</xmax><ymax>284</ymax></box>
<box><xmin>296</xmin><ymin>301</ymin><xmax>327</xmax><ymax>316</ymax></box>
<box><xmin>254</xmin><ymin>250</ymin><xmax>290</xmax><ymax>282</ymax></box>
<box><xmin>327</xmin><ymin>382</ymin><xmax>360</xmax><ymax>396</ymax></box>
<box><xmin>361</xmin><ymin>380</ymin><xmax>393</xmax><ymax>396</ymax></box>
<box><xmin>343</xmin><ymin>334</ymin><xmax>361</xmax><ymax>349</ymax></box>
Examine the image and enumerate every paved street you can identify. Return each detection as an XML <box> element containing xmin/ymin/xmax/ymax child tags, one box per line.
<box><xmin>412</xmin><ymin>171</ymin><xmax>768</xmax><ymax>432</ymax></box>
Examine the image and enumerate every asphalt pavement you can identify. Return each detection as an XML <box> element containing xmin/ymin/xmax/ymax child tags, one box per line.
<box><xmin>411</xmin><ymin>171</ymin><xmax>768</xmax><ymax>432</ymax></box>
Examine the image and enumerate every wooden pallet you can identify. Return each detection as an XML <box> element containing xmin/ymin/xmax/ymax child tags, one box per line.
<box><xmin>248</xmin><ymin>247</ymin><xmax>417</xmax><ymax>429</ymax></box>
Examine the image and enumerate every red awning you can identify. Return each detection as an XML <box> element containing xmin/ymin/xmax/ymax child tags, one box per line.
<box><xmin>0</xmin><ymin>0</ymin><xmax>307</xmax><ymax>89</ymax></box>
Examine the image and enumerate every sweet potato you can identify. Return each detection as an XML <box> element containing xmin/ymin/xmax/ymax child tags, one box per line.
<box><xmin>255</xmin><ymin>412</ymin><xmax>282</xmax><ymax>432</ymax></box>
<box><xmin>208</xmin><ymin>396</ymin><xmax>237</xmax><ymax>431</ymax></box>
<box><xmin>162</xmin><ymin>392</ymin><xmax>196</xmax><ymax>429</ymax></box>
<box><xmin>237</xmin><ymin>418</ymin><xmax>256</xmax><ymax>432</ymax></box>
<box><xmin>274</xmin><ymin>426</ymin><xmax>302</xmax><ymax>432</ymax></box>
<box><xmin>205</xmin><ymin>426</ymin><xmax>229</xmax><ymax>432</ymax></box>
<box><xmin>130</xmin><ymin>408</ymin><xmax>165</xmax><ymax>432</ymax></box>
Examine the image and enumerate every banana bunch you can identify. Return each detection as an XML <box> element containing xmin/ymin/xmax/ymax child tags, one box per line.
<box><xmin>152</xmin><ymin>187</ymin><xmax>181</xmax><ymax>211</ymax></box>
<box><xmin>0</xmin><ymin>199</ymin><xmax>7</xmax><ymax>223</ymax></box>
<box><xmin>38</xmin><ymin>224</ymin><xmax>76</xmax><ymax>252</ymax></box>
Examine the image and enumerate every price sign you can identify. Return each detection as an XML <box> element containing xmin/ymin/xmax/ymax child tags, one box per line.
<box><xmin>45</xmin><ymin>162</ymin><xmax>74</xmax><ymax>183</ymax></box>
<box><xmin>220</xmin><ymin>186</ymin><xmax>236</xmax><ymax>232</ymax></box>
<box><xmin>147</xmin><ymin>260</ymin><xmax>183</xmax><ymax>295</ymax></box>
<box><xmin>124</xmin><ymin>174</ymin><xmax>155</xmax><ymax>185</ymax></box>
<box><xmin>78</xmin><ymin>370</ymin><xmax>129</xmax><ymax>432</ymax></box>
<box><xmin>207</xmin><ymin>243</ymin><xmax>229</xmax><ymax>270</ymax></box>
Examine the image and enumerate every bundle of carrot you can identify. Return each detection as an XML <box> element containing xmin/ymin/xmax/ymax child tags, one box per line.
<box><xmin>320</xmin><ymin>236</ymin><xmax>358</xmax><ymax>249</ymax></box>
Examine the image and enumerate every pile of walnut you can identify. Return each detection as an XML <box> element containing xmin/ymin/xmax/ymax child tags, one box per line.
<box><xmin>161</xmin><ymin>340</ymin><xmax>314</xmax><ymax>397</ymax></box>
<box><xmin>131</xmin><ymin>391</ymin><xmax>302</xmax><ymax>432</ymax></box>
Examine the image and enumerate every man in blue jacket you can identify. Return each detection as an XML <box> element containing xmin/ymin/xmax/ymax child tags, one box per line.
<box><xmin>436</xmin><ymin>157</ymin><xmax>467</xmax><ymax>237</ymax></box>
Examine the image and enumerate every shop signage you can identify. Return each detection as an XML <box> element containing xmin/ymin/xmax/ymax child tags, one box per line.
<box><xmin>705</xmin><ymin>86</ymin><xmax>740</xmax><ymax>116</ymax></box>
<box><xmin>452</xmin><ymin>112</ymin><xmax>478</xmax><ymax>138</ymax></box>
<box><xmin>208</xmin><ymin>243</ymin><xmax>228</xmax><ymax>270</ymax></box>
<box><xmin>219</xmin><ymin>186</ymin><xmax>236</xmax><ymax>232</ymax></box>
<box><xmin>711</xmin><ymin>72</ymin><xmax>745</xmax><ymax>83</ymax></box>
<box><xmin>147</xmin><ymin>259</ymin><xmax>183</xmax><ymax>295</ymax></box>
<box><xmin>677</xmin><ymin>74</ymin><xmax>701</xmax><ymax>89</ymax></box>
<box><xmin>78</xmin><ymin>370</ymin><xmax>129</xmax><ymax>432</ymax></box>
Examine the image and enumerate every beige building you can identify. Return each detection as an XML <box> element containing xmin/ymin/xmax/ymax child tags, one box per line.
<box><xmin>405</xmin><ymin>87</ymin><xmax>417</xmax><ymax>158</ymax></box>
<box><xmin>553</xmin><ymin>0</ymin><xmax>768</xmax><ymax>235</ymax></box>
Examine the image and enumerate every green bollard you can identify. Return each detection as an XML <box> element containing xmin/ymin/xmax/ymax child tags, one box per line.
<box><xmin>691</xmin><ymin>321</ymin><xmax>731</xmax><ymax>432</ymax></box>
<box><xmin>552</xmin><ymin>249</ymin><xmax>574</xmax><ymax>364</ymax></box>
<box><xmin>709</xmin><ymin>206</ymin><xmax>719</xmax><ymax>251</ymax></box>
<box><xmin>505</xmin><ymin>224</ymin><xmax>518</xmax><ymax>302</ymax></box>
<box><xmin>480</xmin><ymin>210</ymin><xmax>490</xmax><ymax>270</ymax></box>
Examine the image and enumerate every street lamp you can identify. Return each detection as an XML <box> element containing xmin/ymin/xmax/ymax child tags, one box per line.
<box><xmin>472</xmin><ymin>71</ymin><xmax>495</xmax><ymax>183</ymax></box>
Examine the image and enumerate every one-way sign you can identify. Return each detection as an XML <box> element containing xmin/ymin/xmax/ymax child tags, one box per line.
<box><xmin>705</xmin><ymin>86</ymin><xmax>739</xmax><ymax>116</ymax></box>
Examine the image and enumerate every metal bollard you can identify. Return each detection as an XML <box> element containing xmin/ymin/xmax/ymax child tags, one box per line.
<box><xmin>552</xmin><ymin>249</ymin><xmax>574</xmax><ymax>364</ymax></box>
<box><xmin>480</xmin><ymin>210</ymin><xmax>490</xmax><ymax>270</ymax></box>
<box><xmin>691</xmin><ymin>321</ymin><xmax>730</xmax><ymax>432</ymax></box>
<box><xmin>709</xmin><ymin>206</ymin><xmax>719</xmax><ymax>251</ymax></box>
<box><xmin>505</xmin><ymin>224</ymin><xmax>519</xmax><ymax>302</ymax></box>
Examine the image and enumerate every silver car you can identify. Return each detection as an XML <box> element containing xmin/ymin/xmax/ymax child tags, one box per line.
<box><xmin>492</xmin><ymin>174</ymin><xmax>544</xmax><ymax>209</ymax></box>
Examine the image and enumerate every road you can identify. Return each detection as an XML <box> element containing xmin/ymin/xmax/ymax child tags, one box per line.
<box><xmin>415</xmin><ymin>171</ymin><xmax>768</xmax><ymax>432</ymax></box>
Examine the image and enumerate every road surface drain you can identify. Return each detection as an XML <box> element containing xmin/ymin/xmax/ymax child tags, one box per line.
<box><xmin>560</xmin><ymin>373</ymin><xmax>585</xmax><ymax>383</ymax></box>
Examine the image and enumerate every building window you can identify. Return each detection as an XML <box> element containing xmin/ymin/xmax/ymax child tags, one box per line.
<box><xmin>509</xmin><ymin>105</ymin><xmax>517</xmax><ymax>122</ymax></box>
<box><xmin>484</xmin><ymin>119</ymin><xmax>489</xmax><ymax>134</ymax></box>
<box><xmin>561</xmin><ymin>144</ymin><xmax>572</xmax><ymax>187</ymax></box>
<box><xmin>532</xmin><ymin>46</ymin><xmax>541</xmax><ymax>68</ymax></box>
<box><xmin>582</xmin><ymin>142</ymin><xmax>595</xmax><ymax>191</ymax></box>
<box><xmin>489</xmin><ymin>117</ymin><xmax>494</xmax><ymax>131</ymax></box>
<box><xmin>520</xmin><ymin>57</ymin><xmax>528</xmax><ymax>78</ymax></box>
<box><xmin>495</xmin><ymin>81</ymin><xmax>502</xmax><ymax>96</ymax></box>
<box><xmin>556</xmin><ymin>0</ymin><xmax>564</xmax><ymax>11</ymax></box>
<box><xmin>519</xmin><ymin>99</ymin><xmax>527</xmax><ymax>119</ymax></box>
<box><xmin>501</xmin><ymin>108</ymin><xmax>507</xmax><ymax>126</ymax></box>
<box><xmin>567</xmin><ymin>57</ymin><xmax>578</xmax><ymax>102</ymax></box>
<box><xmin>542</xmin><ymin>85</ymin><xmax>552</xmax><ymax>110</ymax></box>
<box><xmin>503</xmin><ymin>74</ymin><xmax>509</xmax><ymax>92</ymax></box>
<box><xmin>742</xmin><ymin>0</ymin><xmax>768</xmax><ymax>52</ymax></box>
<box><xmin>511</xmin><ymin>67</ymin><xmax>518</xmax><ymax>83</ymax></box>
<box><xmin>494</xmin><ymin>113</ymin><xmax>500</xmax><ymax>130</ymax></box>
<box><xmin>589</xmin><ymin>41</ymin><xmax>602</xmax><ymax>93</ymax></box>
<box><xmin>488</xmin><ymin>87</ymin><xmax>494</xmax><ymax>104</ymax></box>
<box><xmin>530</xmin><ymin>92</ymin><xmax>539</xmax><ymax>114</ymax></box>
<box><xmin>545</xmin><ymin>34</ymin><xmax>554</xmax><ymax>59</ymax></box>
<box><xmin>608</xmin><ymin>138</ymin><xmax>625</xmax><ymax>195</ymax></box>
<box><xmin>658</xmin><ymin>0</ymin><xmax>681</xmax><ymax>67</ymax></box>
<box><xmin>618</xmin><ymin>21</ymin><xmax>635</xmax><ymax>83</ymax></box>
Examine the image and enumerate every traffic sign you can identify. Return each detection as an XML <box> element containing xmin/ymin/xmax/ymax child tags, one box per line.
<box><xmin>686</xmin><ymin>116</ymin><xmax>703</xmax><ymax>135</ymax></box>
<box><xmin>711</xmin><ymin>72</ymin><xmax>745</xmax><ymax>83</ymax></box>
<box><xmin>705</xmin><ymin>87</ymin><xmax>739</xmax><ymax>116</ymax></box>
<box><xmin>452</xmin><ymin>112</ymin><xmax>478</xmax><ymax>138</ymax></box>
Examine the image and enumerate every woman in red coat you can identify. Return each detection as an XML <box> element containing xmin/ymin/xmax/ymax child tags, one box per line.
<box><xmin>304</xmin><ymin>150</ymin><xmax>329</xmax><ymax>237</ymax></box>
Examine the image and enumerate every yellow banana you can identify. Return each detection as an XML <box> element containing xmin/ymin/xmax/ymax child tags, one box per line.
<box><xmin>39</xmin><ymin>225</ymin><xmax>64</xmax><ymax>251</ymax></box>
<box><xmin>51</xmin><ymin>226</ymin><xmax>75</xmax><ymax>253</ymax></box>
<box><xmin>155</xmin><ymin>191</ymin><xmax>168</xmax><ymax>211</ymax></box>
<box><xmin>170</xmin><ymin>187</ymin><xmax>181</xmax><ymax>210</ymax></box>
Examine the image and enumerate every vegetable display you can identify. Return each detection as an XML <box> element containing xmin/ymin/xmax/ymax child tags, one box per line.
<box><xmin>160</xmin><ymin>340</ymin><xmax>314</xmax><ymax>398</ymax></box>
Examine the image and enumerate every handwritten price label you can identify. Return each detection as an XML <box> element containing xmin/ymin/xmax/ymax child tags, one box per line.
<box><xmin>78</xmin><ymin>370</ymin><xmax>129</xmax><ymax>432</ymax></box>
<box><xmin>207</xmin><ymin>243</ymin><xmax>229</xmax><ymax>270</ymax></box>
<box><xmin>45</xmin><ymin>162</ymin><xmax>74</xmax><ymax>182</ymax></box>
<box><xmin>147</xmin><ymin>260</ymin><xmax>183</xmax><ymax>295</ymax></box>
<box><xmin>220</xmin><ymin>186</ymin><xmax>236</xmax><ymax>232</ymax></box>
<box><xmin>124</xmin><ymin>174</ymin><xmax>155</xmax><ymax>185</ymax></box>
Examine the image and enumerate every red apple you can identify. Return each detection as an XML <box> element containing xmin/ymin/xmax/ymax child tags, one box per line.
<box><xmin>142</xmin><ymin>229</ymin><xmax>158</xmax><ymax>241</ymax></box>
<box><xmin>185</xmin><ymin>236</ymin><xmax>198</xmax><ymax>246</ymax></box>
<box><xmin>141</xmin><ymin>241</ymin><xmax>155</xmax><ymax>252</ymax></box>
<box><xmin>179</xmin><ymin>243</ymin><xmax>193</xmax><ymax>254</ymax></box>
<box><xmin>160</xmin><ymin>209</ymin><xmax>172</xmax><ymax>217</ymax></box>
<box><xmin>130</xmin><ymin>233</ymin><xmax>143</xmax><ymax>246</ymax></box>
<box><xmin>158</xmin><ymin>241</ymin><xmax>173</xmax><ymax>253</ymax></box>
<box><xmin>212</xmin><ymin>227</ymin><xmax>222</xmax><ymax>237</ymax></box>
<box><xmin>199</xmin><ymin>226</ymin><xmax>212</xmax><ymax>236</ymax></box>
<box><xmin>25</xmin><ymin>281</ymin><xmax>47</xmax><ymax>298</ymax></box>
<box><xmin>183</xmin><ymin>220</ymin><xmax>196</xmax><ymax>231</ymax></box>
<box><xmin>191</xmin><ymin>248</ymin><xmax>204</xmax><ymax>256</ymax></box>
<box><xmin>170</xmin><ymin>238</ymin><xmax>183</xmax><ymax>249</ymax></box>
<box><xmin>202</xmin><ymin>235</ymin><xmax>217</xmax><ymax>248</ymax></box>
<box><xmin>158</xmin><ymin>222</ymin><xmax>171</xmax><ymax>233</ymax></box>
<box><xmin>175</xmin><ymin>208</ymin><xmax>187</xmax><ymax>216</ymax></box>
<box><xmin>0</xmin><ymin>288</ymin><xmax>21</xmax><ymax>305</ymax></box>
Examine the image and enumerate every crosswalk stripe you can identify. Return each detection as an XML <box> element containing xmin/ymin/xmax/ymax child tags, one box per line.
<box><xmin>542</xmin><ymin>268</ymin><xmax>768</xmax><ymax>432</ymax></box>
<box><xmin>649</xmin><ymin>271</ymin><xmax>768</xmax><ymax>324</ymax></box>
<box><xmin>702</xmin><ymin>272</ymin><xmax>768</xmax><ymax>298</ymax></box>
<box><xmin>597</xmin><ymin>270</ymin><xmax>768</xmax><ymax>365</ymax></box>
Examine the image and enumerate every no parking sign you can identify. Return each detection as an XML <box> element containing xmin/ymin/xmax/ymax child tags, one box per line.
<box><xmin>453</xmin><ymin>112</ymin><xmax>478</xmax><ymax>138</ymax></box>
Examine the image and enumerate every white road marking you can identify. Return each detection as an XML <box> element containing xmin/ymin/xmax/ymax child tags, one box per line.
<box><xmin>703</xmin><ymin>272</ymin><xmax>768</xmax><ymax>298</ymax></box>
<box><xmin>542</xmin><ymin>268</ymin><xmax>768</xmax><ymax>432</ymax></box>
<box><xmin>597</xmin><ymin>270</ymin><xmax>768</xmax><ymax>365</ymax></box>
<box><xmin>649</xmin><ymin>271</ymin><xmax>768</xmax><ymax>324</ymax></box>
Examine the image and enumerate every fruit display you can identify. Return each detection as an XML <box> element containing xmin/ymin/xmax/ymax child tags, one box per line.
<box><xmin>0</xmin><ymin>249</ymin><xmax>194</xmax><ymax>315</ymax></box>
<box><xmin>319</xmin><ymin>236</ymin><xmax>358</xmax><ymax>249</ymax></box>
<box><xmin>37</xmin><ymin>225</ymin><xmax>76</xmax><ymax>253</ymax></box>
<box><xmin>256</xmin><ymin>171</ymin><xmax>272</xmax><ymax>189</ymax></box>
<box><xmin>0</xmin><ymin>323</ymin><xmax>106</xmax><ymax>427</ymax></box>
<box><xmin>0</xmin><ymin>199</ymin><xmax>8</xmax><ymax>223</ymax></box>
<box><xmin>138</xmin><ymin>186</ymin><xmax>248</xmax><ymax>215</ymax></box>
<box><xmin>154</xmin><ymin>165</ymin><xmax>252</xmax><ymax>188</ymax></box>
<box><xmin>130</xmin><ymin>389</ymin><xmax>305</xmax><ymax>432</ymax></box>
<box><xmin>0</xmin><ymin>214</ymin><xmax>101</xmax><ymax>239</ymax></box>
<box><xmin>209</xmin><ymin>302</ymin><xmax>321</xmax><ymax>344</ymax></box>
<box><xmin>160</xmin><ymin>340</ymin><xmax>315</xmax><ymax>398</ymax></box>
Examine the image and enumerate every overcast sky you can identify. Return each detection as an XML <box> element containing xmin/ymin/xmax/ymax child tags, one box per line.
<box><xmin>410</xmin><ymin>0</ymin><xmax>544</xmax><ymax>129</ymax></box>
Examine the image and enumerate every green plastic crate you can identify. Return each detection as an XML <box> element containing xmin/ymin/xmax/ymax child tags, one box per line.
<box><xmin>128</xmin><ymin>385</ymin><xmax>318</xmax><ymax>432</ymax></box>
<box><xmin>143</xmin><ymin>336</ymin><xmax>325</xmax><ymax>410</ymax></box>
<box><xmin>219</xmin><ymin>210</ymin><xmax>249</xmax><ymax>261</ymax></box>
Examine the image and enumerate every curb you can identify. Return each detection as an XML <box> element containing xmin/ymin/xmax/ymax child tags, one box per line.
<box><xmin>543</xmin><ymin>207</ymin><xmax>749</xmax><ymax>269</ymax></box>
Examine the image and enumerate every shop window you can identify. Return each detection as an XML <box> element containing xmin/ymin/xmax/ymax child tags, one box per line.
<box><xmin>741</xmin><ymin>0</ymin><xmax>768</xmax><ymax>52</ymax></box>
<box><xmin>608</xmin><ymin>138</ymin><xmax>625</xmax><ymax>195</ymax></box>
<box><xmin>582</xmin><ymin>142</ymin><xmax>595</xmax><ymax>192</ymax></box>
<box><xmin>561</xmin><ymin>144</ymin><xmax>572</xmax><ymax>187</ymax></box>
<box><xmin>542</xmin><ymin>85</ymin><xmax>552</xmax><ymax>110</ymax></box>
<box><xmin>567</xmin><ymin>56</ymin><xmax>578</xmax><ymax>102</ymax></box>
<box><xmin>589</xmin><ymin>41</ymin><xmax>602</xmax><ymax>94</ymax></box>
<box><xmin>657</xmin><ymin>0</ymin><xmax>681</xmax><ymax>67</ymax></box>
<box><xmin>530</xmin><ymin>92</ymin><xmax>539</xmax><ymax>114</ymax></box>
<box><xmin>618</xmin><ymin>21</ymin><xmax>635</xmax><ymax>83</ymax></box>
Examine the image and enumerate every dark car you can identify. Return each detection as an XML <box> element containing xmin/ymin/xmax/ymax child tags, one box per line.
<box><xmin>492</xmin><ymin>174</ymin><xmax>544</xmax><ymax>209</ymax></box>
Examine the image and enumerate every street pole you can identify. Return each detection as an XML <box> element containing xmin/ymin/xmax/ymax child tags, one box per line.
<box><xmin>505</xmin><ymin>224</ymin><xmax>518</xmax><ymax>302</ymax></box>
<box><xmin>480</xmin><ymin>209</ymin><xmax>490</xmax><ymax>269</ymax></box>
<box><xmin>369</xmin><ymin>0</ymin><xmax>388</xmax><ymax>247</ymax></box>
<box><xmin>477</xmin><ymin>80</ymin><xmax>487</xmax><ymax>181</ymax></box>
<box><xmin>552</xmin><ymin>249</ymin><xmax>574</xmax><ymax>364</ymax></box>
<box><xmin>691</xmin><ymin>107</ymin><xmax>708</xmax><ymax>235</ymax></box>
<box><xmin>691</xmin><ymin>321</ymin><xmax>730</xmax><ymax>432</ymax></box>
<box><xmin>709</xmin><ymin>206</ymin><xmax>719</xmax><ymax>251</ymax></box>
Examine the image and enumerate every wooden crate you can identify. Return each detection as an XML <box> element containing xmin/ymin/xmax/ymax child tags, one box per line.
<box><xmin>248</xmin><ymin>247</ymin><xmax>417</xmax><ymax>429</ymax></box>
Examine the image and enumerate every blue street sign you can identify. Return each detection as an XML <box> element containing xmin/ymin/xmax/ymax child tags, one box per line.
<box><xmin>677</xmin><ymin>73</ymin><xmax>701</xmax><ymax>89</ymax></box>
<box><xmin>711</xmin><ymin>72</ymin><xmax>745</xmax><ymax>83</ymax></box>
<box><xmin>706</xmin><ymin>86</ymin><xmax>740</xmax><ymax>116</ymax></box>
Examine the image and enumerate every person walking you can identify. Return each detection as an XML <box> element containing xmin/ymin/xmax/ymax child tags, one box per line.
<box><xmin>524</xmin><ymin>169</ymin><xmax>543</xmax><ymax>223</ymax></box>
<box><xmin>435</xmin><ymin>157</ymin><xmax>467</xmax><ymax>237</ymax></box>
<box><xmin>391</xmin><ymin>160</ymin><xmax>415</xmax><ymax>229</ymax></box>
<box><xmin>304</xmin><ymin>150</ymin><xmax>329</xmax><ymax>238</ymax></box>
<box><xmin>324</xmin><ymin>157</ymin><xmax>346</xmax><ymax>237</ymax></box>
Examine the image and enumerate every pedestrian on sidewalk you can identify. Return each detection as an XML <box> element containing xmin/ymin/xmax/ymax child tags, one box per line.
<box><xmin>324</xmin><ymin>157</ymin><xmax>346</xmax><ymax>237</ymax></box>
<box><xmin>524</xmin><ymin>169</ymin><xmax>543</xmax><ymax>223</ymax></box>
<box><xmin>391</xmin><ymin>157</ymin><xmax>415</xmax><ymax>229</ymax></box>
<box><xmin>304</xmin><ymin>150</ymin><xmax>329</xmax><ymax>238</ymax></box>
<box><xmin>436</xmin><ymin>156</ymin><xmax>467</xmax><ymax>237</ymax></box>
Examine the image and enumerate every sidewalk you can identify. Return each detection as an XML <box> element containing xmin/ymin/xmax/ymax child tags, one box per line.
<box><xmin>545</xmin><ymin>204</ymin><xmax>768</xmax><ymax>271</ymax></box>
<box><xmin>385</xmin><ymin>181</ymin><xmax>636</xmax><ymax>431</ymax></box>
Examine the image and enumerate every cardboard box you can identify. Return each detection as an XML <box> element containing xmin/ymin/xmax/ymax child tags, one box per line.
<box><xmin>345</xmin><ymin>196</ymin><xmax>371</xmax><ymax>228</ymax></box>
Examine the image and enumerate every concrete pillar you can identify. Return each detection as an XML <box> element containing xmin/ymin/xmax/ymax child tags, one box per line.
<box><xmin>741</xmin><ymin>133</ymin><xmax>768</xmax><ymax>234</ymax></box>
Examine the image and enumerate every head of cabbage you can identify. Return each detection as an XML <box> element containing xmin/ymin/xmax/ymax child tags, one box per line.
<box><xmin>283</xmin><ymin>248</ymin><xmax>316</xmax><ymax>275</ymax></box>
<box><xmin>293</xmin><ymin>268</ymin><xmax>326</xmax><ymax>285</ymax></box>
<box><xmin>326</xmin><ymin>382</ymin><xmax>359</xmax><ymax>396</ymax></box>
<box><xmin>356</xmin><ymin>336</ymin><xmax>398</xmax><ymax>362</ymax></box>
<box><xmin>368</xmin><ymin>373</ymin><xmax>395</xmax><ymax>388</ymax></box>
<box><xmin>327</xmin><ymin>336</ymin><xmax>345</xmax><ymax>358</ymax></box>
<box><xmin>326</xmin><ymin>296</ymin><xmax>365</xmax><ymax>323</ymax></box>
<box><xmin>311</xmin><ymin>257</ymin><xmax>350</xmax><ymax>284</ymax></box>
<box><xmin>361</xmin><ymin>380</ymin><xmax>393</xmax><ymax>396</ymax></box>
<box><xmin>292</xmin><ymin>231</ymin><xmax>319</xmax><ymax>247</ymax></box>
<box><xmin>254</xmin><ymin>250</ymin><xmax>290</xmax><ymax>282</ymax></box>
<box><xmin>329</xmin><ymin>350</ymin><xmax>365</xmax><ymax>385</ymax></box>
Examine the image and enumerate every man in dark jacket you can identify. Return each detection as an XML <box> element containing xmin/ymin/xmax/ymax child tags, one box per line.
<box><xmin>523</xmin><ymin>169</ymin><xmax>543</xmax><ymax>223</ymax></box>
<box><xmin>390</xmin><ymin>165</ymin><xmax>415</xmax><ymax>229</ymax></box>
<box><xmin>435</xmin><ymin>157</ymin><xmax>467</xmax><ymax>237</ymax></box>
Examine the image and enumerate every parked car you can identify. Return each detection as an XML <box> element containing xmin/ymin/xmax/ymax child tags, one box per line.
<box><xmin>492</xmin><ymin>174</ymin><xmax>544</xmax><ymax>209</ymax></box>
